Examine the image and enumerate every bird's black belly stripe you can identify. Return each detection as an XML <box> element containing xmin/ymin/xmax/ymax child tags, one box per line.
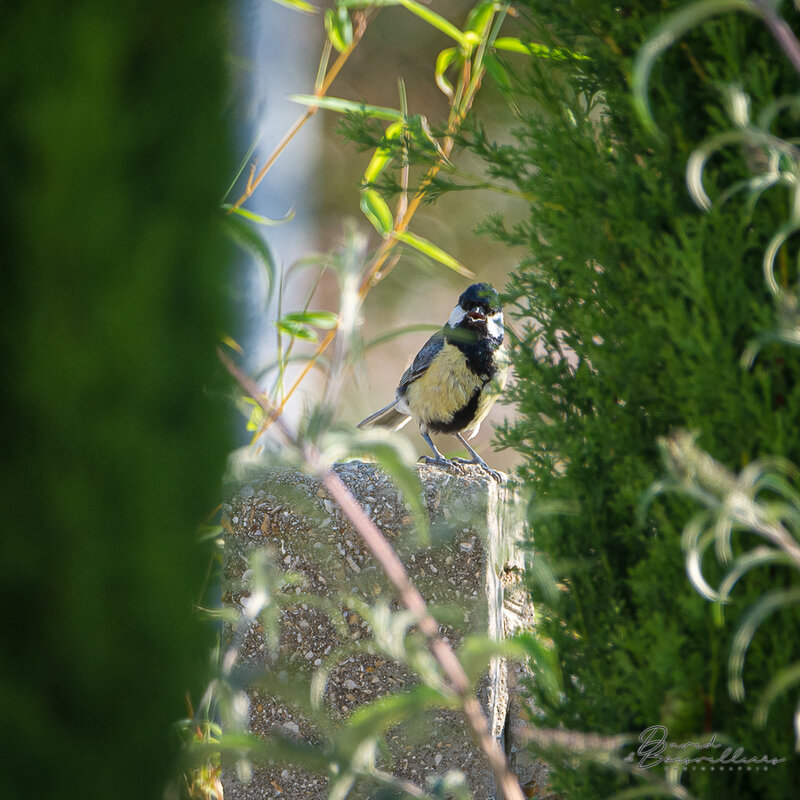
<box><xmin>428</xmin><ymin>387</ymin><xmax>482</xmax><ymax>434</ymax></box>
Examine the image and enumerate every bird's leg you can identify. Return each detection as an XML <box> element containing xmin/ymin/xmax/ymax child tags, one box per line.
<box><xmin>420</xmin><ymin>430</ymin><xmax>450</xmax><ymax>467</ymax></box>
<box><xmin>453</xmin><ymin>433</ymin><xmax>503</xmax><ymax>481</ymax></box>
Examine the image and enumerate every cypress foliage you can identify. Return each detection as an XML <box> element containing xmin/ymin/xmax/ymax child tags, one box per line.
<box><xmin>476</xmin><ymin>1</ymin><xmax>800</xmax><ymax>797</ymax></box>
<box><xmin>0</xmin><ymin>3</ymin><xmax>233</xmax><ymax>797</ymax></box>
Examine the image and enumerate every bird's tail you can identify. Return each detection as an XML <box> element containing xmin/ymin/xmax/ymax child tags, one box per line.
<box><xmin>357</xmin><ymin>400</ymin><xmax>412</xmax><ymax>431</ymax></box>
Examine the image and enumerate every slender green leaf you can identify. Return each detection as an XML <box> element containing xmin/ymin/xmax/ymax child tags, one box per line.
<box><xmin>513</xmin><ymin>631</ymin><xmax>563</xmax><ymax>703</ymax></box>
<box><xmin>729</xmin><ymin>587</ymin><xmax>800</xmax><ymax>701</ymax></box>
<box><xmin>464</xmin><ymin>0</ymin><xmax>495</xmax><ymax>35</ymax></box>
<box><xmin>223</xmin><ymin>215</ymin><xmax>277</xmax><ymax>305</ymax></box>
<box><xmin>222</xmin><ymin>204</ymin><xmax>296</xmax><ymax>225</ymax></box>
<box><xmin>435</xmin><ymin>47</ymin><xmax>460</xmax><ymax>98</ymax></box>
<box><xmin>493</xmin><ymin>36</ymin><xmax>589</xmax><ymax>60</ymax></box>
<box><xmin>289</xmin><ymin>94</ymin><xmax>404</xmax><ymax>121</ymax></box>
<box><xmin>631</xmin><ymin>0</ymin><xmax>754</xmax><ymax>134</ymax></box>
<box><xmin>396</xmin><ymin>231</ymin><xmax>475</xmax><ymax>278</ymax></box>
<box><xmin>268</xmin><ymin>0</ymin><xmax>320</xmax><ymax>14</ymax></box>
<box><xmin>281</xmin><ymin>310</ymin><xmax>339</xmax><ymax>329</ymax></box>
<box><xmin>324</xmin><ymin>7</ymin><xmax>353</xmax><ymax>53</ymax></box>
<box><xmin>360</xmin><ymin>188</ymin><xmax>394</xmax><ymax>235</ymax></box>
<box><xmin>363</xmin><ymin>120</ymin><xmax>406</xmax><ymax>183</ymax></box>
<box><xmin>275</xmin><ymin>318</ymin><xmax>319</xmax><ymax>341</ymax></box>
<box><xmin>341</xmin><ymin>685</ymin><xmax>450</xmax><ymax>754</ymax></box>
<box><xmin>755</xmin><ymin>661</ymin><xmax>800</xmax><ymax>726</ymax></box>
<box><xmin>483</xmin><ymin>53</ymin><xmax>512</xmax><ymax>92</ymax></box>
<box><xmin>458</xmin><ymin>634</ymin><xmax>529</xmax><ymax>685</ymax></box>
<box><xmin>394</xmin><ymin>0</ymin><xmax>468</xmax><ymax>48</ymax></box>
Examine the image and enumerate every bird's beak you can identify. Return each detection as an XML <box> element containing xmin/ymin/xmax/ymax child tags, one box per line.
<box><xmin>466</xmin><ymin>306</ymin><xmax>486</xmax><ymax>324</ymax></box>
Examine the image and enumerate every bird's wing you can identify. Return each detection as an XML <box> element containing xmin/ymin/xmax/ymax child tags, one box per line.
<box><xmin>398</xmin><ymin>330</ymin><xmax>445</xmax><ymax>392</ymax></box>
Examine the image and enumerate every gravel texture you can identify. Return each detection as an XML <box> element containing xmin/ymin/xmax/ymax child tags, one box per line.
<box><xmin>220</xmin><ymin>459</ymin><xmax>548</xmax><ymax>799</ymax></box>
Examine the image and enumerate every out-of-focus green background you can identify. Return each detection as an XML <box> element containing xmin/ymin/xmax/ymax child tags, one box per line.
<box><xmin>1</xmin><ymin>2</ymin><xmax>234</xmax><ymax>797</ymax></box>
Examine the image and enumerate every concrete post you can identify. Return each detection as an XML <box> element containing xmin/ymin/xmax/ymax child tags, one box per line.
<box><xmin>221</xmin><ymin>461</ymin><xmax>536</xmax><ymax>799</ymax></box>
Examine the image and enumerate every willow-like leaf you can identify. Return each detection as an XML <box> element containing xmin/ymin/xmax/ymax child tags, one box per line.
<box><xmin>632</xmin><ymin>0</ymin><xmax>755</xmax><ymax>135</ymax></box>
<box><xmin>682</xmin><ymin>514</ymin><xmax>721</xmax><ymax>602</ymax></box>
<box><xmin>338</xmin><ymin>685</ymin><xmax>452</xmax><ymax>759</ymax></box>
<box><xmin>729</xmin><ymin>587</ymin><xmax>800</xmax><ymax>701</ymax></box>
<box><xmin>363</xmin><ymin>120</ymin><xmax>406</xmax><ymax>183</ymax></box>
<box><xmin>275</xmin><ymin>318</ymin><xmax>319</xmax><ymax>342</ymax></box>
<box><xmin>435</xmin><ymin>47</ymin><xmax>460</xmax><ymax>98</ymax></box>
<box><xmin>324</xmin><ymin>6</ymin><xmax>353</xmax><ymax>52</ymax></box>
<box><xmin>393</xmin><ymin>0</ymin><xmax>469</xmax><ymax>48</ymax></box>
<box><xmin>764</xmin><ymin>221</ymin><xmax>800</xmax><ymax>295</ymax></box>
<box><xmin>289</xmin><ymin>94</ymin><xmax>404</xmax><ymax>121</ymax></box>
<box><xmin>718</xmin><ymin>547</ymin><xmax>794</xmax><ymax>602</ymax></box>
<box><xmin>222</xmin><ymin>203</ymin><xmax>296</xmax><ymax>225</ymax></box>
<box><xmin>396</xmin><ymin>231</ymin><xmax>475</xmax><ymax>278</ymax></box>
<box><xmin>281</xmin><ymin>310</ymin><xmax>339</xmax><ymax>329</ymax></box>
<box><xmin>755</xmin><ymin>661</ymin><xmax>800</xmax><ymax>727</ymax></box>
<box><xmin>360</xmin><ymin>188</ymin><xmax>394</xmax><ymax>235</ymax></box>
<box><xmin>512</xmin><ymin>631</ymin><xmax>563</xmax><ymax>704</ymax></box>
<box><xmin>493</xmin><ymin>36</ymin><xmax>589</xmax><ymax>61</ymax></box>
<box><xmin>458</xmin><ymin>634</ymin><xmax>528</xmax><ymax>686</ymax></box>
<box><xmin>464</xmin><ymin>0</ymin><xmax>495</xmax><ymax>35</ymax></box>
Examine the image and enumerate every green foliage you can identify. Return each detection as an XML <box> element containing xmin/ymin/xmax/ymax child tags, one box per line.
<box><xmin>0</xmin><ymin>2</ymin><xmax>233</xmax><ymax>798</ymax></box>
<box><xmin>473</xmin><ymin>0</ymin><xmax>800</xmax><ymax>796</ymax></box>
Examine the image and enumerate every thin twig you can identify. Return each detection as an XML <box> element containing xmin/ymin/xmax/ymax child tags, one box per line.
<box><xmin>228</xmin><ymin>12</ymin><xmax>370</xmax><ymax>212</ymax></box>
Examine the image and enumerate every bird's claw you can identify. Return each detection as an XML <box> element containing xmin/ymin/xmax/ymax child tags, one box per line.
<box><xmin>434</xmin><ymin>456</ymin><xmax>505</xmax><ymax>482</ymax></box>
<box><xmin>420</xmin><ymin>455</ymin><xmax>451</xmax><ymax>468</ymax></box>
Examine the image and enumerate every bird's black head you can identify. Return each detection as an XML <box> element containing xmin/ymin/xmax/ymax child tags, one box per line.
<box><xmin>446</xmin><ymin>282</ymin><xmax>504</xmax><ymax>343</ymax></box>
<box><xmin>458</xmin><ymin>283</ymin><xmax>502</xmax><ymax>316</ymax></box>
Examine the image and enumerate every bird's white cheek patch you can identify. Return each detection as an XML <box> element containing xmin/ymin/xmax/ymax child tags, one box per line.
<box><xmin>447</xmin><ymin>305</ymin><xmax>467</xmax><ymax>327</ymax></box>
<box><xmin>487</xmin><ymin>311</ymin><xmax>503</xmax><ymax>340</ymax></box>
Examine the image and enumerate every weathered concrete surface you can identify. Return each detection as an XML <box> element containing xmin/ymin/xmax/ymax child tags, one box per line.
<box><xmin>220</xmin><ymin>460</ymin><xmax>535</xmax><ymax>799</ymax></box>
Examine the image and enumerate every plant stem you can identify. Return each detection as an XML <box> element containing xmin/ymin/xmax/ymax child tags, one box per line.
<box><xmin>228</xmin><ymin>13</ymin><xmax>370</xmax><ymax>213</ymax></box>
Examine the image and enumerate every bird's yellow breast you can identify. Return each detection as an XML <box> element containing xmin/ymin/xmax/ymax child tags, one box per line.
<box><xmin>404</xmin><ymin>342</ymin><xmax>507</xmax><ymax>435</ymax></box>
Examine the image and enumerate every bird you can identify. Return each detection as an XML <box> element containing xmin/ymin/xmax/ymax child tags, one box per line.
<box><xmin>357</xmin><ymin>282</ymin><xmax>508</xmax><ymax>480</ymax></box>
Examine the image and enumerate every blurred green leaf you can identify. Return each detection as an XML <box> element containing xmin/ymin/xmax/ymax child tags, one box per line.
<box><xmin>360</xmin><ymin>188</ymin><xmax>395</xmax><ymax>235</ymax></box>
<box><xmin>483</xmin><ymin>53</ymin><xmax>512</xmax><ymax>92</ymax></box>
<box><xmin>340</xmin><ymin>685</ymin><xmax>451</xmax><ymax>757</ymax></box>
<box><xmin>631</xmin><ymin>0</ymin><xmax>753</xmax><ymax>135</ymax></box>
<box><xmin>222</xmin><ymin>204</ymin><xmax>296</xmax><ymax>225</ymax></box>
<box><xmin>267</xmin><ymin>0</ymin><xmax>320</xmax><ymax>14</ymax></box>
<box><xmin>435</xmin><ymin>47</ymin><xmax>460</xmax><ymax>98</ymax></box>
<box><xmin>289</xmin><ymin>94</ymin><xmax>404</xmax><ymax>121</ymax></box>
<box><xmin>458</xmin><ymin>634</ymin><xmax>529</xmax><ymax>686</ymax></box>
<box><xmin>396</xmin><ymin>231</ymin><xmax>475</xmax><ymax>278</ymax></box>
<box><xmin>729</xmin><ymin>587</ymin><xmax>800</xmax><ymax>702</ymax></box>
<box><xmin>281</xmin><ymin>310</ymin><xmax>339</xmax><ymax>329</ymax></box>
<box><xmin>363</xmin><ymin>120</ymin><xmax>406</xmax><ymax>183</ymax></box>
<box><xmin>755</xmin><ymin>661</ymin><xmax>800</xmax><ymax>727</ymax></box>
<box><xmin>493</xmin><ymin>36</ymin><xmax>589</xmax><ymax>60</ymax></box>
<box><xmin>274</xmin><ymin>311</ymin><xmax>339</xmax><ymax>343</ymax></box>
<box><xmin>324</xmin><ymin>7</ymin><xmax>353</xmax><ymax>52</ymax></box>
<box><xmin>223</xmin><ymin>215</ymin><xmax>276</xmax><ymax>305</ymax></box>
<box><xmin>275</xmin><ymin>318</ymin><xmax>319</xmax><ymax>341</ymax></box>
<box><xmin>465</xmin><ymin>0</ymin><xmax>495</xmax><ymax>35</ymax></box>
<box><xmin>394</xmin><ymin>0</ymin><xmax>469</xmax><ymax>48</ymax></box>
<box><xmin>513</xmin><ymin>631</ymin><xmax>563</xmax><ymax>703</ymax></box>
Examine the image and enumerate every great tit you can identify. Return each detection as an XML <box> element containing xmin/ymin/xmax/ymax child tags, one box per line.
<box><xmin>358</xmin><ymin>282</ymin><xmax>508</xmax><ymax>479</ymax></box>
